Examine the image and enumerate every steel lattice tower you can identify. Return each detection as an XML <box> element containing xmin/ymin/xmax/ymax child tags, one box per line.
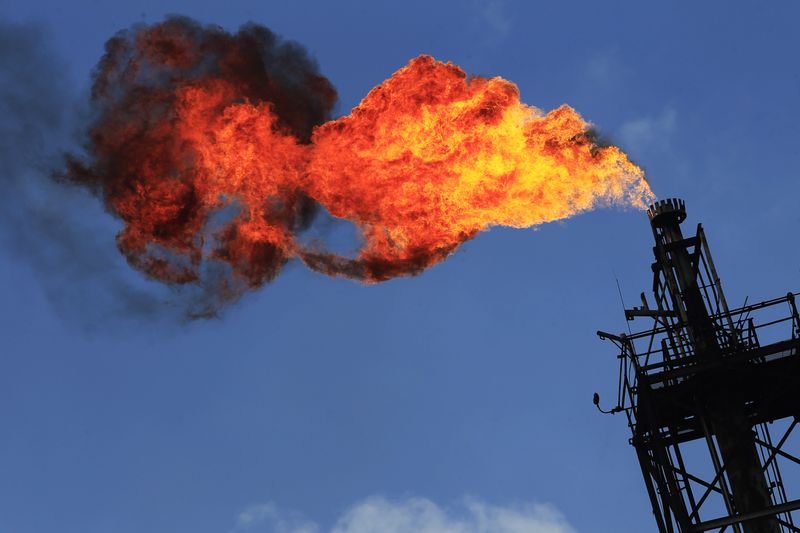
<box><xmin>597</xmin><ymin>199</ymin><xmax>800</xmax><ymax>532</ymax></box>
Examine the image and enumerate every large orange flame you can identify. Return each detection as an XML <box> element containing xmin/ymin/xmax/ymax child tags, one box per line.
<box><xmin>304</xmin><ymin>56</ymin><xmax>653</xmax><ymax>280</ymax></box>
<box><xmin>66</xmin><ymin>19</ymin><xmax>654</xmax><ymax>305</ymax></box>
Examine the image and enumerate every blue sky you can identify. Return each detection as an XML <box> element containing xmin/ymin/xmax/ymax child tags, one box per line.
<box><xmin>1</xmin><ymin>1</ymin><xmax>799</xmax><ymax>532</ymax></box>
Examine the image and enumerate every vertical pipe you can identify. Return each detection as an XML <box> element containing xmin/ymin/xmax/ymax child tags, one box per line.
<box><xmin>647</xmin><ymin>199</ymin><xmax>778</xmax><ymax>532</ymax></box>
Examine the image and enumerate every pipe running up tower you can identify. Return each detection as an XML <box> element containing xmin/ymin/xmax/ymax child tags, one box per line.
<box><xmin>597</xmin><ymin>199</ymin><xmax>800</xmax><ymax>532</ymax></box>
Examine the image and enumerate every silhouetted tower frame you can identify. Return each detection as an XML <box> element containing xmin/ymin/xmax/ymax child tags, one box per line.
<box><xmin>597</xmin><ymin>199</ymin><xmax>800</xmax><ymax>532</ymax></box>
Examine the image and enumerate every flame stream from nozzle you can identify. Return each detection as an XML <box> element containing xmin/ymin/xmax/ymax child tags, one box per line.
<box><xmin>64</xmin><ymin>17</ymin><xmax>655</xmax><ymax>307</ymax></box>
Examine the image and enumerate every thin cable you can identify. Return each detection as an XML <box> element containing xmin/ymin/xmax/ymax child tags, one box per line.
<box><xmin>614</xmin><ymin>269</ymin><xmax>633</xmax><ymax>335</ymax></box>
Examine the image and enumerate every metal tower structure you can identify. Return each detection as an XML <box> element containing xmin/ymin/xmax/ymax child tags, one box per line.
<box><xmin>596</xmin><ymin>198</ymin><xmax>800</xmax><ymax>532</ymax></box>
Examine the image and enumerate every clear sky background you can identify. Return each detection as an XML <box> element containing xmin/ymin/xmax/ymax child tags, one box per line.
<box><xmin>1</xmin><ymin>1</ymin><xmax>799</xmax><ymax>532</ymax></box>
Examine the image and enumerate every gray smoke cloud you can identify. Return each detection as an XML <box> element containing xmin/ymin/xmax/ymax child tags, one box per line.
<box><xmin>0</xmin><ymin>19</ymin><xmax>209</xmax><ymax>328</ymax></box>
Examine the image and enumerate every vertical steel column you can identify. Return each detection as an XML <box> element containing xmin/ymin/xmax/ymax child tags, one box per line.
<box><xmin>648</xmin><ymin>199</ymin><xmax>778</xmax><ymax>533</ymax></box>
